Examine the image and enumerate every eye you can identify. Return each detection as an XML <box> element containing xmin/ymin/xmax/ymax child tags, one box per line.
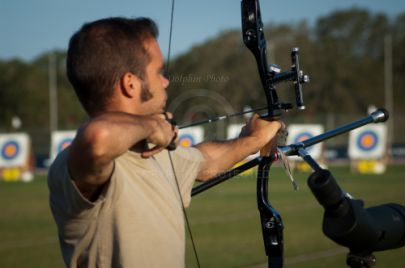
<box><xmin>161</xmin><ymin>69</ymin><xmax>169</xmax><ymax>79</ymax></box>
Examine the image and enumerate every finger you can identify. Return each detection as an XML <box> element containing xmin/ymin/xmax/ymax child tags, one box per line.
<box><xmin>252</xmin><ymin>113</ymin><xmax>260</xmax><ymax>119</ymax></box>
<box><xmin>156</xmin><ymin>113</ymin><xmax>166</xmax><ymax>120</ymax></box>
<box><xmin>268</xmin><ymin>121</ymin><xmax>283</xmax><ymax>137</ymax></box>
<box><xmin>250</xmin><ymin>113</ymin><xmax>260</xmax><ymax>123</ymax></box>
<box><xmin>167</xmin><ymin>132</ymin><xmax>178</xmax><ymax>151</ymax></box>
<box><xmin>172</xmin><ymin>131</ymin><xmax>178</xmax><ymax>143</ymax></box>
<box><xmin>162</xmin><ymin>112</ymin><xmax>177</xmax><ymax>126</ymax></box>
<box><xmin>275</xmin><ymin>120</ymin><xmax>284</xmax><ymax>131</ymax></box>
<box><xmin>266</xmin><ymin>120</ymin><xmax>282</xmax><ymax>130</ymax></box>
<box><xmin>165</xmin><ymin>112</ymin><xmax>173</xmax><ymax>120</ymax></box>
<box><xmin>162</xmin><ymin>112</ymin><xmax>173</xmax><ymax>120</ymax></box>
<box><xmin>141</xmin><ymin>146</ymin><xmax>165</xmax><ymax>158</ymax></box>
<box><xmin>173</xmin><ymin>128</ymin><xmax>179</xmax><ymax>139</ymax></box>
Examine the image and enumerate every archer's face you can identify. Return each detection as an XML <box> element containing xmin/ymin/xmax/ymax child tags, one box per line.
<box><xmin>138</xmin><ymin>38</ymin><xmax>169</xmax><ymax>115</ymax></box>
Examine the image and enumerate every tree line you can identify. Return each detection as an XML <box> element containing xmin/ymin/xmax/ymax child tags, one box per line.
<box><xmin>1</xmin><ymin>8</ymin><xmax>405</xmax><ymax>153</ymax></box>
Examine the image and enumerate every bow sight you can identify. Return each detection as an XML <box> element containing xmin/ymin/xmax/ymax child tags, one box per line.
<box><xmin>241</xmin><ymin>0</ymin><xmax>309</xmax><ymax>119</ymax></box>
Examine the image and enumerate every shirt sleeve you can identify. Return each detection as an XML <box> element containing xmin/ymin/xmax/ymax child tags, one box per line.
<box><xmin>170</xmin><ymin>146</ymin><xmax>204</xmax><ymax>207</ymax></box>
<box><xmin>47</xmin><ymin>149</ymin><xmax>108</xmax><ymax>220</ymax></box>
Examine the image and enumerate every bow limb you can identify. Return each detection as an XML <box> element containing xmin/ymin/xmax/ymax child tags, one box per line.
<box><xmin>242</xmin><ymin>0</ymin><xmax>281</xmax><ymax>120</ymax></box>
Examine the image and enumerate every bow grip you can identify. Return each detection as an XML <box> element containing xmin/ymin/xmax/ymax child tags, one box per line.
<box><xmin>258</xmin><ymin>113</ymin><xmax>282</xmax><ymax>156</ymax></box>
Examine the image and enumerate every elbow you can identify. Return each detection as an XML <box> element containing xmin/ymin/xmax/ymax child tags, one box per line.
<box><xmin>194</xmin><ymin>149</ymin><xmax>224</xmax><ymax>182</ymax></box>
<box><xmin>82</xmin><ymin>122</ymin><xmax>112</xmax><ymax>166</ymax></box>
<box><xmin>196</xmin><ymin>162</ymin><xmax>221</xmax><ymax>182</ymax></box>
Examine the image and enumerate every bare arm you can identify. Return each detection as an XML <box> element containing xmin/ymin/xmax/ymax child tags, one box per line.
<box><xmin>68</xmin><ymin>112</ymin><xmax>176</xmax><ymax>200</ymax></box>
<box><xmin>195</xmin><ymin>115</ymin><xmax>282</xmax><ymax>181</ymax></box>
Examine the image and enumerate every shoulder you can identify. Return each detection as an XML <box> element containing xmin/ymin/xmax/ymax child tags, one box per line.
<box><xmin>48</xmin><ymin>148</ymin><xmax>70</xmax><ymax>187</ymax></box>
<box><xmin>172</xmin><ymin>146</ymin><xmax>204</xmax><ymax>163</ymax></box>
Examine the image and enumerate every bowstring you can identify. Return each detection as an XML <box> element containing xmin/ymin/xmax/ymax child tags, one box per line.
<box><xmin>168</xmin><ymin>153</ymin><xmax>201</xmax><ymax>268</ymax></box>
<box><xmin>165</xmin><ymin>0</ymin><xmax>202</xmax><ymax>267</ymax></box>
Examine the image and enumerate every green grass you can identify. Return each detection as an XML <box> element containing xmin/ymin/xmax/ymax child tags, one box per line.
<box><xmin>185</xmin><ymin>165</ymin><xmax>405</xmax><ymax>268</ymax></box>
<box><xmin>0</xmin><ymin>165</ymin><xmax>404</xmax><ymax>268</ymax></box>
<box><xmin>0</xmin><ymin>175</ymin><xmax>64</xmax><ymax>267</ymax></box>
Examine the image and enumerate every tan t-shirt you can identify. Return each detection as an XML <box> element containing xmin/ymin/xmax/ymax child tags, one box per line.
<box><xmin>48</xmin><ymin>146</ymin><xmax>203</xmax><ymax>268</ymax></box>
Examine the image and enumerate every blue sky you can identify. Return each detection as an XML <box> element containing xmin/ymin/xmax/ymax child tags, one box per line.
<box><xmin>1</xmin><ymin>0</ymin><xmax>404</xmax><ymax>62</ymax></box>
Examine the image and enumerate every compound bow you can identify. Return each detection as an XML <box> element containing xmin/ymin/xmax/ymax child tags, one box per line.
<box><xmin>241</xmin><ymin>0</ymin><xmax>308</xmax><ymax>266</ymax></box>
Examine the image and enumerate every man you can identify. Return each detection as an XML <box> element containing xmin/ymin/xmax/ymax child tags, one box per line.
<box><xmin>48</xmin><ymin>17</ymin><xmax>282</xmax><ymax>268</ymax></box>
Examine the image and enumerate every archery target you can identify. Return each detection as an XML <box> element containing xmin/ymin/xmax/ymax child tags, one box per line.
<box><xmin>294</xmin><ymin>132</ymin><xmax>313</xmax><ymax>144</ymax></box>
<box><xmin>58</xmin><ymin>138</ymin><xmax>73</xmax><ymax>152</ymax></box>
<box><xmin>349</xmin><ymin>124</ymin><xmax>387</xmax><ymax>159</ymax></box>
<box><xmin>178</xmin><ymin>127</ymin><xmax>204</xmax><ymax>148</ymax></box>
<box><xmin>0</xmin><ymin>133</ymin><xmax>30</xmax><ymax>167</ymax></box>
<box><xmin>2</xmin><ymin>141</ymin><xmax>19</xmax><ymax>160</ymax></box>
<box><xmin>287</xmin><ymin>124</ymin><xmax>324</xmax><ymax>160</ymax></box>
<box><xmin>179</xmin><ymin>134</ymin><xmax>194</xmax><ymax>147</ymax></box>
<box><xmin>357</xmin><ymin>131</ymin><xmax>378</xmax><ymax>151</ymax></box>
<box><xmin>227</xmin><ymin>124</ymin><xmax>244</xmax><ymax>139</ymax></box>
<box><xmin>50</xmin><ymin>130</ymin><xmax>76</xmax><ymax>161</ymax></box>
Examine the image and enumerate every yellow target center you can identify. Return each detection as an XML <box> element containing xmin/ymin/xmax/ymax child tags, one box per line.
<box><xmin>362</xmin><ymin>135</ymin><xmax>374</xmax><ymax>147</ymax></box>
<box><xmin>5</xmin><ymin>145</ymin><xmax>16</xmax><ymax>156</ymax></box>
<box><xmin>180</xmin><ymin>139</ymin><xmax>192</xmax><ymax>147</ymax></box>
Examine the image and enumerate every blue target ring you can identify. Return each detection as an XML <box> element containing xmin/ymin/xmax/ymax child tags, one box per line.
<box><xmin>1</xmin><ymin>140</ymin><xmax>20</xmax><ymax>160</ymax></box>
<box><xmin>294</xmin><ymin>132</ymin><xmax>314</xmax><ymax>151</ymax></box>
<box><xmin>58</xmin><ymin>138</ymin><xmax>73</xmax><ymax>153</ymax></box>
<box><xmin>357</xmin><ymin>131</ymin><xmax>378</xmax><ymax>151</ymax></box>
<box><xmin>294</xmin><ymin>132</ymin><xmax>313</xmax><ymax>143</ymax></box>
<box><xmin>179</xmin><ymin>134</ymin><xmax>195</xmax><ymax>148</ymax></box>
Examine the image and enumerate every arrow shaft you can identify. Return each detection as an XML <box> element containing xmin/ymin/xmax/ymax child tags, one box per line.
<box><xmin>178</xmin><ymin>106</ymin><xmax>267</xmax><ymax>129</ymax></box>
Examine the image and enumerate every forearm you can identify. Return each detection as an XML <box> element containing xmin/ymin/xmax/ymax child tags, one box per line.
<box><xmin>83</xmin><ymin>112</ymin><xmax>156</xmax><ymax>164</ymax></box>
<box><xmin>195</xmin><ymin>136</ymin><xmax>260</xmax><ymax>181</ymax></box>
<box><xmin>68</xmin><ymin>112</ymin><xmax>157</xmax><ymax>187</ymax></box>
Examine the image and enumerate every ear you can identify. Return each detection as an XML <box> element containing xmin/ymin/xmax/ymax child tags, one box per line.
<box><xmin>120</xmin><ymin>72</ymin><xmax>142</xmax><ymax>98</ymax></box>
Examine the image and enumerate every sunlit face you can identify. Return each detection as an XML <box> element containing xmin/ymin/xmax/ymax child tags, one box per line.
<box><xmin>138</xmin><ymin>38</ymin><xmax>169</xmax><ymax>115</ymax></box>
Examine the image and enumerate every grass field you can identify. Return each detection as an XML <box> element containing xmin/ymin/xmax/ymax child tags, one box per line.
<box><xmin>0</xmin><ymin>165</ymin><xmax>404</xmax><ymax>268</ymax></box>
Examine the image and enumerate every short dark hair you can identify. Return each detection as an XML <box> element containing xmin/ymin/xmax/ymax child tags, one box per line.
<box><xmin>66</xmin><ymin>17</ymin><xmax>158</xmax><ymax>114</ymax></box>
